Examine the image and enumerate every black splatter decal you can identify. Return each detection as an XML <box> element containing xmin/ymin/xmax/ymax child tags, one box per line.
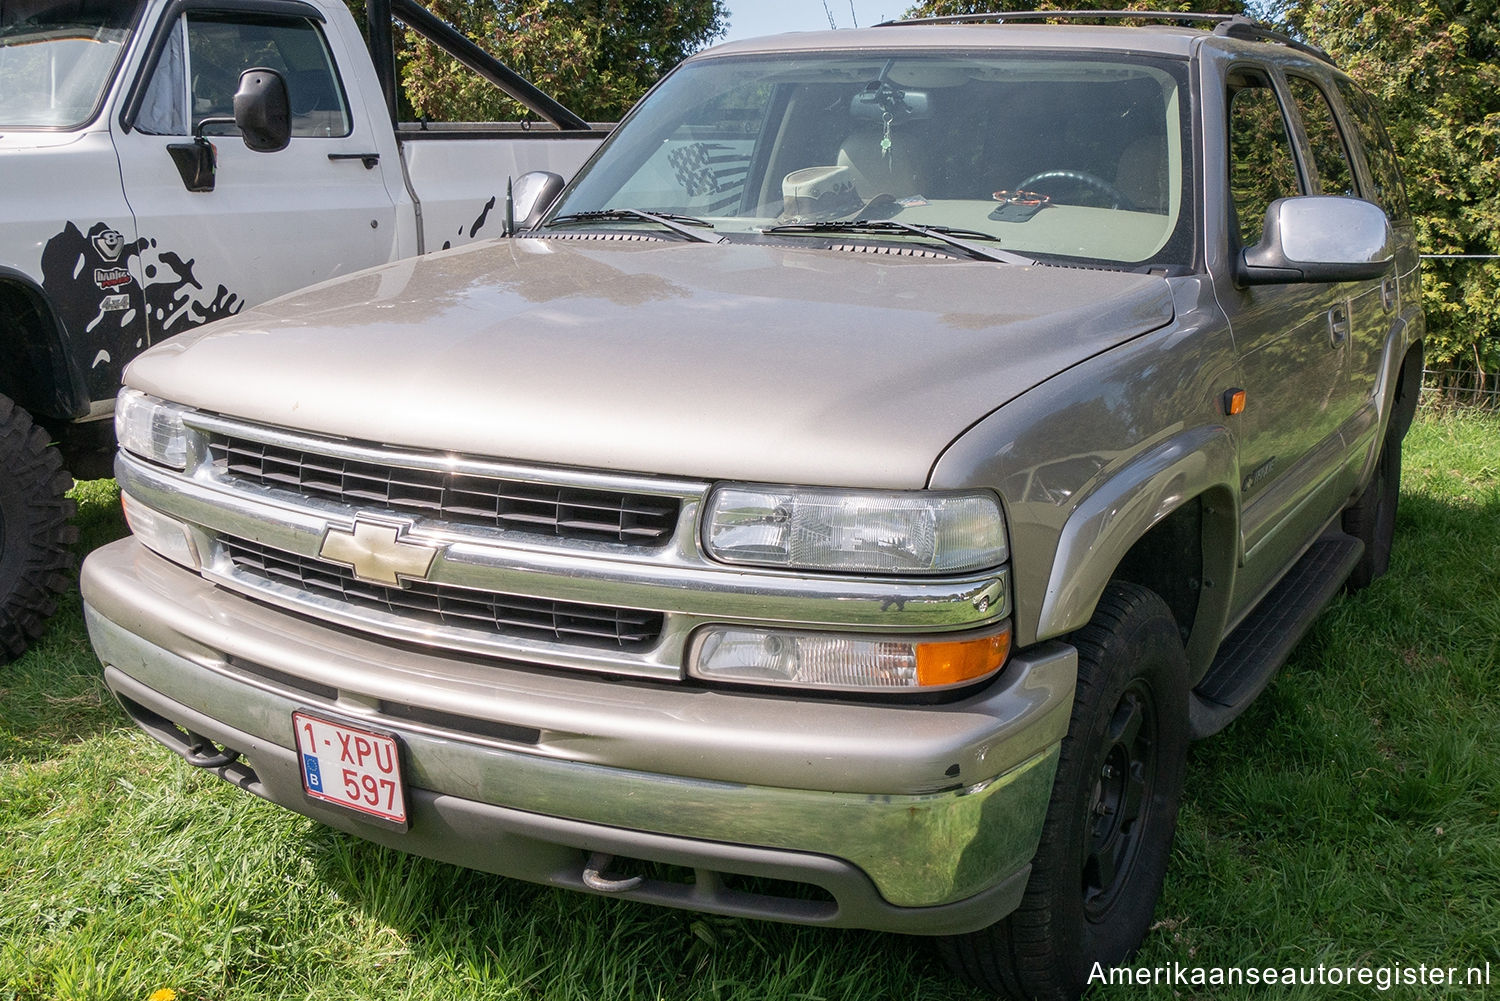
<box><xmin>143</xmin><ymin>250</ymin><xmax>241</xmax><ymax>335</ymax></box>
<box><xmin>468</xmin><ymin>195</ymin><xmax>498</xmax><ymax>238</ymax></box>
<box><xmin>41</xmin><ymin>221</ymin><xmax>244</xmax><ymax>400</ymax></box>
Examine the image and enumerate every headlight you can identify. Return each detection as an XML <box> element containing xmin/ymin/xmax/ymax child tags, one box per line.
<box><xmin>115</xmin><ymin>389</ymin><xmax>189</xmax><ymax>469</ymax></box>
<box><xmin>702</xmin><ymin>485</ymin><xmax>1007</xmax><ymax>574</ymax></box>
<box><xmin>691</xmin><ymin>624</ymin><xmax>1011</xmax><ymax>691</ymax></box>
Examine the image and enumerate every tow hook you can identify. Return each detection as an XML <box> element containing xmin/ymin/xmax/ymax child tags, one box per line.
<box><xmin>581</xmin><ymin>852</ymin><xmax>645</xmax><ymax>893</ymax></box>
<box><xmin>183</xmin><ymin>728</ymin><xmax>242</xmax><ymax>769</ymax></box>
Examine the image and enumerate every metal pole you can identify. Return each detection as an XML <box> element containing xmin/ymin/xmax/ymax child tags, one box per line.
<box><xmin>366</xmin><ymin>0</ymin><xmax>398</xmax><ymax>126</ymax></box>
<box><xmin>388</xmin><ymin>0</ymin><xmax>592</xmax><ymax>131</ymax></box>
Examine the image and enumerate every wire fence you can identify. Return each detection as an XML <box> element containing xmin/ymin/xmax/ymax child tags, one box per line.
<box><xmin>1423</xmin><ymin>369</ymin><xmax>1500</xmax><ymax>410</ymax></box>
<box><xmin>1416</xmin><ymin>255</ymin><xmax>1498</xmax><ymax>411</ymax></box>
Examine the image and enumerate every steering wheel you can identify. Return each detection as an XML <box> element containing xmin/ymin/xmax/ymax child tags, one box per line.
<box><xmin>1015</xmin><ymin>169</ymin><xmax>1134</xmax><ymax>210</ymax></box>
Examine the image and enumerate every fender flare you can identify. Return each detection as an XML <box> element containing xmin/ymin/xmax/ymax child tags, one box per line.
<box><xmin>0</xmin><ymin>267</ymin><xmax>91</xmax><ymax>420</ymax></box>
<box><xmin>1036</xmin><ymin>424</ymin><xmax>1240</xmax><ymax>661</ymax></box>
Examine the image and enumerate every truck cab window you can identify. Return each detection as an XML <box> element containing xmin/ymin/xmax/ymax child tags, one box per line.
<box><xmin>1227</xmin><ymin>74</ymin><xmax>1301</xmax><ymax>248</ymax></box>
<box><xmin>138</xmin><ymin>12</ymin><xmax>350</xmax><ymax>138</ymax></box>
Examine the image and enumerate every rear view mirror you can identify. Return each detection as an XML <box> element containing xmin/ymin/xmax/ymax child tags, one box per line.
<box><xmin>1239</xmin><ymin>196</ymin><xmax>1393</xmax><ymax>285</ymax></box>
<box><xmin>508</xmin><ymin>171</ymin><xmax>567</xmax><ymax>234</ymax></box>
<box><xmin>233</xmin><ymin>67</ymin><xmax>292</xmax><ymax>153</ymax></box>
<box><xmin>850</xmin><ymin>82</ymin><xmax>931</xmax><ymax>123</ymax></box>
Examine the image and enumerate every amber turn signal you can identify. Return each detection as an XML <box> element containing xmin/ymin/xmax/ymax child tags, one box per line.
<box><xmin>916</xmin><ymin>629</ymin><xmax>1012</xmax><ymax>687</ymax></box>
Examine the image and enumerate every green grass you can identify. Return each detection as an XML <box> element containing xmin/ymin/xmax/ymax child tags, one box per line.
<box><xmin>3</xmin><ymin>413</ymin><xmax>1497</xmax><ymax>1000</ymax></box>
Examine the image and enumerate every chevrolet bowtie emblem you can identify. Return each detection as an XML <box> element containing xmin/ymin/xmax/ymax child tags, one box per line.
<box><xmin>319</xmin><ymin>520</ymin><xmax>439</xmax><ymax>587</ymax></box>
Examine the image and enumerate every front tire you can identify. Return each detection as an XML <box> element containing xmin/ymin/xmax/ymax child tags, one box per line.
<box><xmin>938</xmin><ymin>582</ymin><xmax>1189</xmax><ymax>1000</ymax></box>
<box><xmin>0</xmin><ymin>395</ymin><xmax>77</xmax><ymax>664</ymax></box>
<box><xmin>1342</xmin><ymin>425</ymin><xmax>1401</xmax><ymax>592</ymax></box>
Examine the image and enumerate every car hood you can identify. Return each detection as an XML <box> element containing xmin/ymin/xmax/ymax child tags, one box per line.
<box><xmin>127</xmin><ymin>238</ymin><xmax>1174</xmax><ymax>488</ymax></box>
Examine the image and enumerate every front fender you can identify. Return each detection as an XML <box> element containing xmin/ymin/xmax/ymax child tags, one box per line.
<box><xmin>1036</xmin><ymin>425</ymin><xmax>1240</xmax><ymax>647</ymax></box>
<box><xmin>0</xmin><ymin>267</ymin><xmax>92</xmax><ymax>419</ymax></box>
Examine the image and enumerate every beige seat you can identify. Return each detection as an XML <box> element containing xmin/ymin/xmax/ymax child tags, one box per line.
<box><xmin>836</xmin><ymin>123</ymin><xmax>929</xmax><ymax>200</ymax></box>
<box><xmin>1115</xmin><ymin>136</ymin><xmax>1169</xmax><ymax>213</ymax></box>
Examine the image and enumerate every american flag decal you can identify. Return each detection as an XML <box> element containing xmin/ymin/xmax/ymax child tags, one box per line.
<box><xmin>667</xmin><ymin>142</ymin><xmax>752</xmax><ymax>213</ymax></box>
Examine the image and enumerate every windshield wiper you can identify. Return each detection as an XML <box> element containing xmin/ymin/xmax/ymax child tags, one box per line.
<box><xmin>545</xmin><ymin>209</ymin><xmax>723</xmax><ymax>244</ymax></box>
<box><xmin>763</xmin><ymin>220</ymin><xmax>1033</xmax><ymax>265</ymax></box>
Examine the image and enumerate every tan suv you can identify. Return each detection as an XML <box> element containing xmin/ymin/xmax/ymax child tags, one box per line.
<box><xmin>83</xmin><ymin>12</ymin><xmax>1423</xmax><ymax>999</ymax></box>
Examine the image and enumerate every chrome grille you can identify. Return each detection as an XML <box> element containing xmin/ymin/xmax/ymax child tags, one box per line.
<box><xmin>221</xmin><ymin>536</ymin><xmax>664</xmax><ymax>651</ymax></box>
<box><xmin>207</xmin><ymin>433</ymin><xmax>680</xmax><ymax>546</ymax></box>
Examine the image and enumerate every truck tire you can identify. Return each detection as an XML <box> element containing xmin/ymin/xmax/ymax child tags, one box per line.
<box><xmin>0</xmin><ymin>395</ymin><xmax>77</xmax><ymax>664</ymax></box>
<box><xmin>937</xmin><ymin>582</ymin><xmax>1189</xmax><ymax>1000</ymax></box>
<box><xmin>1341</xmin><ymin>426</ymin><xmax>1400</xmax><ymax>592</ymax></box>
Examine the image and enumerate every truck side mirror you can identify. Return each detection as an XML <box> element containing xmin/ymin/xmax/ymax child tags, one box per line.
<box><xmin>508</xmin><ymin>171</ymin><xmax>567</xmax><ymax>234</ymax></box>
<box><xmin>233</xmin><ymin>67</ymin><xmax>292</xmax><ymax>153</ymax></box>
<box><xmin>167</xmin><ymin>67</ymin><xmax>292</xmax><ymax>193</ymax></box>
<box><xmin>1238</xmin><ymin>196</ymin><xmax>1393</xmax><ymax>286</ymax></box>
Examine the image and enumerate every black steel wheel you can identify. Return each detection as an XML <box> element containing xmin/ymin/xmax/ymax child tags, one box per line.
<box><xmin>938</xmin><ymin>582</ymin><xmax>1189</xmax><ymax>1000</ymax></box>
<box><xmin>0</xmin><ymin>395</ymin><xmax>77</xmax><ymax>664</ymax></box>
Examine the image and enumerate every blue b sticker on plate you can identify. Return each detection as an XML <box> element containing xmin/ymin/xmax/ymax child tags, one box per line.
<box><xmin>303</xmin><ymin>753</ymin><xmax>323</xmax><ymax>791</ymax></box>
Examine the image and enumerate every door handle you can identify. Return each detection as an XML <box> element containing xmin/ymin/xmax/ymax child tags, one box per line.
<box><xmin>1327</xmin><ymin>303</ymin><xmax>1350</xmax><ymax>346</ymax></box>
<box><xmin>328</xmin><ymin>152</ymin><xmax>381</xmax><ymax>169</ymax></box>
<box><xmin>1381</xmin><ymin>276</ymin><xmax>1398</xmax><ymax>312</ymax></box>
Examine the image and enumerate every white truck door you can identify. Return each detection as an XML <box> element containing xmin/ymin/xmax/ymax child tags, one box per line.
<box><xmin>111</xmin><ymin>4</ymin><xmax>400</xmax><ymax>343</ymax></box>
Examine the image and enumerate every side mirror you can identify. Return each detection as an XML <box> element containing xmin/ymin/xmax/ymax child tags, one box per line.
<box><xmin>508</xmin><ymin>171</ymin><xmax>567</xmax><ymax>234</ymax></box>
<box><xmin>233</xmin><ymin>67</ymin><xmax>291</xmax><ymax>153</ymax></box>
<box><xmin>167</xmin><ymin>67</ymin><xmax>292</xmax><ymax>193</ymax></box>
<box><xmin>1239</xmin><ymin>196</ymin><xmax>1393</xmax><ymax>286</ymax></box>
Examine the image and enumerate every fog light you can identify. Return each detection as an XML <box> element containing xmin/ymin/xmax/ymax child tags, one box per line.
<box><xmin>690</xmin><ymin>624</ymin><xmax>1010</xmax><ymax>692</ymax></box>
<box><xmin>121</xmin><ymin>492</ymin><xmax>200</xmax><ymax>570</ymax></box>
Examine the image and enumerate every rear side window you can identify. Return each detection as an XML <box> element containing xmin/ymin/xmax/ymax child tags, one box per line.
<box><xmin>1226</xmin><ymin>73</ymin><xmax>1301</xmax><ymax>248</ymax></box>
<box><xmin>1334</xmin><ymin>79</ymin><xmax>1411</xmax><ymax>221</ymax></box>
<box><xmin>136</xmin><ymin>11</ymin><xmax>349</xmax><ymax>138</ymax></box>
<box><xmin>1287</xmin><ymin>76</ymin><xmax>1356</xmax><ymax>197</ymax></box>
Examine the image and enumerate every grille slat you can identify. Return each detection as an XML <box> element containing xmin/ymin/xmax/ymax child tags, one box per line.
<box><xmin>221</xmin><ymin>536</ymin><xmax>663</xmax><ymax>651</ymax></box>
<box><xmin>208</xmin><ymin>433</ymin><xmax>680</xmax><ymax>546</ymax></box>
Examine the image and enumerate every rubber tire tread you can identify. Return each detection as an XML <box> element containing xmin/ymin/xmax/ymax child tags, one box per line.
<box><xmin>936</xmin><ymin>582</ymin><xmax>1188</xmax><ymax>1000</ymax></box>
<box><xmin>1344</xmin><ymin>353</ymin><xmax>1419</xmax><ymax>593</ymax></box>
<box><xmin>1342</xmin><ymin>426</ymin><xmax>1400</xmax><ymax>592</ymax></box>
<box><xmin>0</xmin><ymin>395</ymin><xmax>78</xmax><ymax>664</ymax></box>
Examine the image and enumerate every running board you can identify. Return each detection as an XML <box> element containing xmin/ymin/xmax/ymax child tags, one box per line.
<box><xmin>1189</xmin><ymin>532</ymin><xmax>1364</xmax><ymax>739</ymax></box>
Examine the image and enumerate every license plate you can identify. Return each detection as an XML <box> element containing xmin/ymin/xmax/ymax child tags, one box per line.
<box><xmin>293</xmin><ymin>710</ymin><xmax>408</xmax><ymax>829</ymax></box>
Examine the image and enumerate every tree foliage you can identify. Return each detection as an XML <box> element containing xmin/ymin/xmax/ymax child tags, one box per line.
<box><xmin>1274</xmin><ymin>0</ymin><xmax>1500</xmax><ymax>371</ymax></box>
<box><xmin>350</xmin><ymin>1</ymin><xmax>727</xmax><ymax>124</ymax></box>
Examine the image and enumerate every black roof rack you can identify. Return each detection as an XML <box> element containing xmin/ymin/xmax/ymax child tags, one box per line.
<box><xmin>875</xmin><ymin>10</ymin><xmax>1335</xmax><ymax>66</ymax></box>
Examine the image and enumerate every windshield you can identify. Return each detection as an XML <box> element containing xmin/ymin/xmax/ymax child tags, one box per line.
<box><xmin>0</xmin><ymin>0</ymin><xmax>144</xmax><ymax>129</ymax></box>
<box><xmin>550</xmin><ymin>49</ymin><xmax>1194</xmax><ymax>267</ymax></box>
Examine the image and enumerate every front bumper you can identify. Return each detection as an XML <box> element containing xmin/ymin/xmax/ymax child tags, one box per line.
<box><xmin>83</xmin><ymin>538</ymin><xmax>1073</xmax><ymax>935</ymax></box>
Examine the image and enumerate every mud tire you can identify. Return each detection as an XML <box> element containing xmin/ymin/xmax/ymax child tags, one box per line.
<box><xmin>0</xmin><ymin>395</ymin><xmax>77</xmax><ymax>664</ymax></box>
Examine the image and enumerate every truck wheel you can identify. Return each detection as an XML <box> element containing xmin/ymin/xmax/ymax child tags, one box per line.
<box><xmin>937</xmin><ymin>582</ymin><xmax>1188</xmax><ymax>1000</ymax></box>
<box><xmin>0</xmin><ymin>396</ymin><xmax>77</xmax><ymax>664</ymax></box>
<box><xmin>1342</xmin><ymin>426</ymin><xmax>1401</xmax><ymax>592</ymax></box>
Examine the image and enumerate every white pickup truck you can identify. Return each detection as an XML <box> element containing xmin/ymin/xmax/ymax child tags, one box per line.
<box><xmin>0</xmin><ymin>0</ymin><xmax>608</xmax><ymax>660</ymax></box>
